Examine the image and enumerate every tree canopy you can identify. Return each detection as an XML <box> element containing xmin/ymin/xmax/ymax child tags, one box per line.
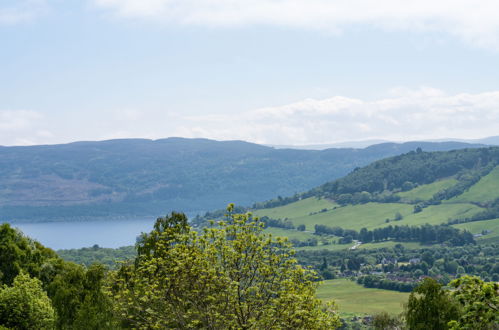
<box><xmin>108</xmin><ymin>205</ymin><xmax>340</xmax><ymax>329</ymax></box>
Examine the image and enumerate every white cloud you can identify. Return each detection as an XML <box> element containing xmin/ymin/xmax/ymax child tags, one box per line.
<box><xmin>0</xmin><ymin>0</ymin><xmax>48</xmax><ymax>25</ymax></box>
<box><xmin>172</xmin><ymin>88</ymin><xmax>499</xmax><ymax>145</ymax></box>
<box><xmin>92</xmin><ymin>0</ymin><xmax>499</xmax><ymax>49</ymax></box>
<box><xmin>0</xmin><ymin>110</ymin><xmax>55</xmax><ymax>145</ymax></box>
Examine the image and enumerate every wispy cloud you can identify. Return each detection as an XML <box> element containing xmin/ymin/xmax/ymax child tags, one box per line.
<box><xmin>172</xmin><ymin>88</ymin><xmax>499</xmax><ymax>145</ymax></box>
<box><xmin>92</xmin><ymin>0</ymin><xmax>499</xmax><ymax>49</ymax></box>
<box><xmin>0</xmin><ymin>110</ymin><xmax>54</xmax><ymax>145</ymax></box>
<box><xmin>0</xmin><ymin>0</ymin><xmax>48</xmax><ymax>25</ymax></box>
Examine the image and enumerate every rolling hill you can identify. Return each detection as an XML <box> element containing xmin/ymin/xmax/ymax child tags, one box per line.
<box><xmin>246</xmin><ymin>146</ymin><xmax>499</xmax><ymax>250</ymax></box>
<box><xmin>0</xmin><ymin>138</ymin><xmax>485</xmax><ymax>222</ymax></box>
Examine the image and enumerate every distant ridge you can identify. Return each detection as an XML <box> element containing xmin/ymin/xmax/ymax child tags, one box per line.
<box><xmin>269</xmin><ymin>135</ymin><xmax>499</xmax><ymax>150</ymax></box>
<box><xmin>0</xmin><ymin>137</ymin><xmax>487</xmax><ymax>222</ymax></box>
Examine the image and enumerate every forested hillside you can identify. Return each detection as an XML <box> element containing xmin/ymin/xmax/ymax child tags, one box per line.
<box><xmin>0</xmin><ymin>138</ymin><xmax>483</xmax><ymax>222</ymax></box>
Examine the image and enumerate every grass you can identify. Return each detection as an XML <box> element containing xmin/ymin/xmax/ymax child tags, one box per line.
<box><xmin>396</xmin><ymin>178</ymin><xmax>458</xmax><ymax>201</ymax></box>
<box><xmin>453</xmin><ymin>218</ymin><xmax>499</xmax><ymax>244</ymax></box>
<box><xmin>256</xmin><ymin>200</ymin><xmax>483</xmax><ymax>233</ymax></box>
<box><xmin>264</xmin><ymin>227</ymin><xmax>316</xmax><ymax>241</ymax></box>
<box><xmin>290</xmin><ymin>203</ymin><xmax>414</xmax><ymax>231</ymax></box>
<box><xmin>357</xmin><ymin>241</ymin><xmax>424</xmax><ymax>250</ymax></box>
<box><xmin>253</xmin><ymin>197</ymin><xmax>335</xmax><ymax>221</ymax></box>
<box><xmin>398</xmin><ymin>203</ymin><xmax>483</xmax><ymax>227</ymax></box>
<box><xmin>450</xmin><ymin>166</ymin><xmax>499</xmax><ymax>203</ymax></box>
<box><xmin>317</xmin><ymin>279</ymin><xmax>409</xmax><ymax>315</ymax></box>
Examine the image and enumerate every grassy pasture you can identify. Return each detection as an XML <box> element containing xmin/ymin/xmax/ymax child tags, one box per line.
<box><xmin>449</xmin><ymin>166</ymin><xmax>499</xmax><ymax>203</ymax></box>
<box><xmin>264</xmin><ymin>227</ymin><xmax>316</xmax><ymax>241</ymax></box>
<box><xmin>256</xmin><ymin>200</ymin><xmax>483</xmax><ymax>232</ymax></box>
<box><xmin>396</xmin><ymin>178</ymin><xmax>458</xmax><ymax>201</ymax></box>
<box><xmin>253</xmin><ymin>197</ymin><xmax>335</xmax><ymax>221</ymax></box>
<box><xmin>399</xmin><ymin>203</ymin><xmax>483</xmax><ymax>227</ymax></box>
<box><xmin>453</xmin><ymin>218</ymin><xmax>499</xmax><ymax>244</ymax></box>
<box><xmin>317</xmin><ymin>279</ymin><xmax>409</xmax><ymax>315</ymax></box>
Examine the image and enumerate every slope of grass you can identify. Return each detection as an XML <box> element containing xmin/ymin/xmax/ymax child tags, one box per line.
<box><xmin>453</xmin><ymin>218</ymin><xmax>499</xmax><ymax>244</ymax></box>
<box><xmin>450</xmin><ymin>166</ymin><xmax>499</xmax><ymax>203</ymax></box>
<box><xmin>264</xmin><ymin>227</ymin><xmax>316</xmax><ymax>241</ymax></box>
<box><xmin>256</xmin><ymin>201</ymin><xmax>483</xmax><ymax>232</ymax></box>
<box><xmin>396</xmin><ymin>178</ymin><xmax>458</xmax><ymax>201</ymax></box>
<box><xmin>290</xmin><ymin>203</ymin><xmax>414</xmax><ymax>231</ymax></box>
<box><xmin>317</xmin><ymin>279</ymin><xmax>409</xmax><ymax>315</ymax></box>
<box><xmin>398</xmin><ymin>203</ymin><xmax>483</xmax><ymax>227</ymax></box>
<box><xmin>357</xmin><ymin>241</ymin><xmax>424</xmax><ymax>250</ymax></box>
<box><xmin>253</xmin><ymin>197</ymin><xmax>335</xmax><ymax>221</ymax></box>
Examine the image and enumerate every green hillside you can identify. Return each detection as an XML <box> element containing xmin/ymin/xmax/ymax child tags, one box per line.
<box><xmin>449</xmin><ymin>166</ymin><xmax>499</xmax><ymax>203</ymax></box>
<box><xmin>250</xmin><ymin>148</ymin><xmax>499</xmax><ymax>251</ymax></box>
<box><xmin>454</xmin><ymin>218</ymin><xmax>499</xmax><ymax>244</ymax></box>
<box><xmin>396</xmin><ymin>178</ymin><xmax>458</xmax><ymax>201</ymax></box>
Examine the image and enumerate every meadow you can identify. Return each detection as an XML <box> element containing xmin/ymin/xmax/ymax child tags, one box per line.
<box><xmin>316</xmin><ymin>279</ymin><xmax>409</xmax><ymax>315</ymax></box>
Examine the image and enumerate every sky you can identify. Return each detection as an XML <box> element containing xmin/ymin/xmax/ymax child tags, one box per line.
<box><xmin>1</xmin><ymin>0</ymin><xmax>499</xmax><ymax>146</ymax></box>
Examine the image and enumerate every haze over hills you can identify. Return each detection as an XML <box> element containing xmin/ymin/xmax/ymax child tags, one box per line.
<box><xmin>0</xmin><ymin>137</ymin><xmax>487</xmax><ymax>222</ymax></box>
<box><xmin>270</xmin><ymin>135</ymin><xmax>499</xmax><ymax>150</ymax></box>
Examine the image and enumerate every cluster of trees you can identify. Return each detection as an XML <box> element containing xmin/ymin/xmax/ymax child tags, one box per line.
<box><xmin>0</xmin><ymin>208</ymin><xmax>341</xmax><ymax>329</ymax></box>
<box><xmin>357</xmin><ymin>275</ymin><xmax>416</xmax><ymax>292</ymax></box>
<box><xmin>403</xmin><ymin>277</ymin><xmax>498</xmax><ymax>330</ymax></box>
<box><xmin>314</xmin><ymin>223</ymin><xmax>475</xmax><ymax>246</ymax></box>
<box><xmin>0</xmin><ymin>224</ymin><xmax>115</xmax><ymax>329</ymax></box>
<box><xmin>259</xmin><ymin>216</ymin><xmax>295</xmax><ymax>229</ymax></box>
<box><xmin>57</xmin><ymin>245</ymin><xmax>135</xmax><ymax>268</ymax></box>
<box><xmin>296</xmin><ymin>243</ymin><xmax>499</xmax><ymax>286</ymax></box>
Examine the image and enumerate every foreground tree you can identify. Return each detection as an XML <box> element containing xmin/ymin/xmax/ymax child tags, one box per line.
<box><xmin>0</xmin><ymin>273</ymin><xmax>55</xmax><ymax>329</ymax></box>
<box><xmin>108</xmin><ymin>205</ymin><xmax>340</xmax><ymax>329</ymax></box>
<box><xmin>404</xmin><ymin>277</ymin><xmax>460</xmax><ymax>330</ymax></box>
<box><xmin>448</xmin><ymin>276</ymin><xmax>499</xmax><ymax>329</ymax></box>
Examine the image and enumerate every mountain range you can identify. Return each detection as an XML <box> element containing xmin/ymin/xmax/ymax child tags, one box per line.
<box><xmin>0</xmin><ymin>137</ymin><xmax>488</xmax><ymax>222</ymax></box>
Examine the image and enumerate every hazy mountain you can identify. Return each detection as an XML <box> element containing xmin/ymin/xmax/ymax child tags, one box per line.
<box><xmin>0</xmin><ymin>138</ymin><xmax>486</xmax><ymax>222</ymax></box>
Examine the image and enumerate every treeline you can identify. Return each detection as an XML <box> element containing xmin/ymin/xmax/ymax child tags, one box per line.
<box><xmin>259</xmin><ymin>216</ymin><xmax>295</xmax><ymax>229</ymax></box>
<box><xmin>357</xmin><ymin>275</ymin><xmax>416</xmax><ymax>292</ymax></box>
<box><xmin>314</xmin><ymin>223</ymin><xmax>475</xmax><ymax>246</ymax></box>
<box><xmin>57</xmin><ymin>245</ymin><xmax>136</xmax><ymax>268</ymax></box>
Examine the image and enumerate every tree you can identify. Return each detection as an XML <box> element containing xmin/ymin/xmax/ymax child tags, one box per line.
<box><xmin>108</xmin><ymin>205</ymin><xmax>340</xmax><ymax>329</ymax></box>
<box><xmin>372</xmin><ymin>311</ymin><xmax>402</xmax><ymax>330</ymax></box>
<box><xmin>404</xmin><ymin>277</ymin><xmax>460</xmax><ymax>330</ymax></box>
<box><xmin>0</xmin><ymin>273</ymin><xmax>55</xmax><ymax>330</ymax></box>
<box><xmin>448</xmin><ymin>276</ymin><xmax>499</xmax><ymax>329</ymax></box>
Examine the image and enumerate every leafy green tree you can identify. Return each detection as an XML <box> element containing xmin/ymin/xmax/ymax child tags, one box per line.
<box><xmin>372</xmin><ymin>311</ymin><xmax>402</xmax><ymax>330</ymax></box>
<box><xmin>405</xmin><ymin>277</ymin><xmax>460</xmax><ymax>330</ymax></box>
<box><xmin>0</xmin><ymin>224</ymin><xmax>57</xmax><ymax>285</ymax></box>
<box><xmin>0</xmin><ymin>273</ymin><xmax>55</xmax><ymax>330</ymax></box>
<box><xmin>448</xmin><ymin>276</ymin><xmax>499</xmax><ymax>329</ymax></box>
<box><xmin>108</xmin><ymin>205</ymin><xmax>340</xmax><ymax>329</ymax></box>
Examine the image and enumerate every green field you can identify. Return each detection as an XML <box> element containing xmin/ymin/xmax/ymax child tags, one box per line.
<box><xmin>253</xmin><ymin>197</ymin><xmax>335</xmax><ymax>221</ymax></box>
<box><xmin>396</xmin><ymin>178</ymin><xmax>458</xmax><ymax>201</ymax></box>
<box><xmin>357</xmin><ymin>241</ymin><xmax>424</xmax><ymax>250</ymax></box>
<box><xmin>400</xmin><ymin>203</ymin><xmax>483</xmax><ymax>227</ymax></box>
<box><xmin>317</xmin><ymin>279</ymin><xmax>409</xmax><ymax>315</ymax></box>
<box><xmin>257</xmin><ymin>202</ymin><xmax>414</xmax><ymax>231</ymax></box>
<box><xmin>256</xmin><ymin>200</ymin><xmax>483</xmax><ymax>232</ymax></box>
<box><xmin>453</xmin><ymin>218</ymin><xmax>499</xmax><ymax>244</ymax></box>
<box><xmin>450</xmin><ymin>166</ymin><xmax>499</xmax><ymax>203</ymax></box>
<box><xmin>264</xmin><ymin>227</ymin><xmax>316</xmax><ymax>241</ymax></box>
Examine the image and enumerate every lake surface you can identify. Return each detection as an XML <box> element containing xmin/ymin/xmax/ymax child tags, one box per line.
<box><xmin>10</xmin><ymin>218</ymin><xmax>161</xmax><ymax>250</ymax></box>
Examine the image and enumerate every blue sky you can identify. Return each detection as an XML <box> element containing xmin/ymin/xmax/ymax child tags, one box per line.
<box><xmin>1</xmin><ymin>0</ymin><xmax>499</xmax><ymax>145</ymax></box>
